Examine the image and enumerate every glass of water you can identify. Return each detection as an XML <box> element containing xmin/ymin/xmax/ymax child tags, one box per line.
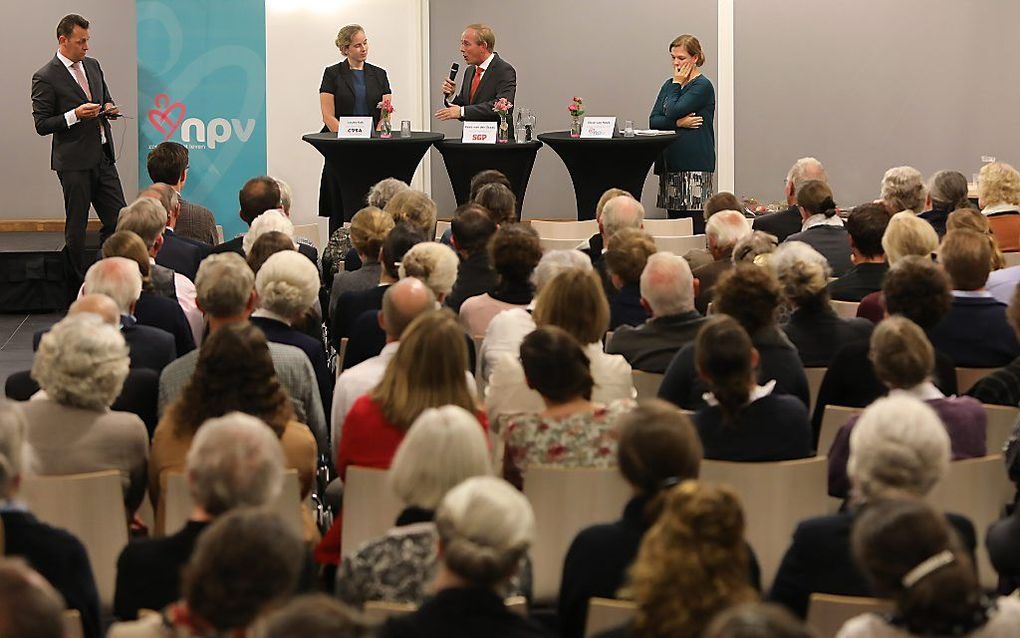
<box><xmin>624</xmin><ymin>120</ymin><xmax>635</xmax><ymax>137</ymax></box>
<box><xmin>400</xmin><ymin>120</ymin><xmax>411</xmax><ymax>138</ymax></box>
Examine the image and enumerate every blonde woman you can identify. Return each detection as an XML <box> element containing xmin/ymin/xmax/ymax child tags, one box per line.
<box><xmin>318</xmin><ymin>24</ymin><xmax>393</xmax><ymax>231</ymax></box>
<box><xmin>978</xmin><ymin>161</ymin><xmax>1020</xmax><ymax>252</ymax></box>
<box><xmin>856</xmin><ymin>210</ymin><xmax>941</xmax><ymax>322</ymax></box>
<box><xmin>328</xmin><ymin>206</ymin><xmax>394</xmax><ymax>314</ymax></box>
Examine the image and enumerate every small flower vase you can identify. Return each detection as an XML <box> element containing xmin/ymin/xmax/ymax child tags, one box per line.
<box><xmin>570</xmin><ymin>115</ymin><xmax>582</xmax><ymax>138</ymax></box>
<box><xmin>380</xmin><ymin>113</ymin><xmax>392</xmax><ymax>138</ymax></box>
<box><xmin>497</xmin><ymin>114</ymin><xmax>510</xmax><ymax>143</ymax></box>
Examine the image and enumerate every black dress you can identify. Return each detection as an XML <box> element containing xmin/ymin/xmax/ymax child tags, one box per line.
<box><xmin>318</xmin><ymin>60</ymin><xmax>392</xmax><ymax>230</ymax></box>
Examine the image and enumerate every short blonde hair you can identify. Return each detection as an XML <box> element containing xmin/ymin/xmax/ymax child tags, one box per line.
<box><xmin>464</xmin><ymin>23</ymin><xmax>496</xmax><ymax>51</ymax></box>
<box><xmin>605</xmin><ymin>228</ymin><xmax>657</xmax><ymax>284</ymax></box>
<box><xmin>882</xmin><ymin>211</ymin><xmax>939</xmax><ymax>265</ymax></box>
<box><xmin>435</xmin><ymin>476</ymin><xmax>534</xmax><ymax>586</ymax></box>
<box><xmin>881</xmin><ymin>166</ymin><xmax>926</xmax><ymax>213</ymax></box>
<box><xmin>533</xmin><ymin>268</ymin><xmax>609</xmax><ymax>344</ymax></box>
<box><xmin>32</xmin><ymin>313</ymin><xmax>129</xmax><ymax>410</ymax></box>
<box><xmin>243</xmin><ymin>209</ymin><xmax>294</xmax><ymax>255</ymax></box>
<box><xmin>384</xmin><ymin>190</ymin><xmax>437</xmax><ymax>239</ymax></box>
<box><xmin>349</xmin><ymin>206</ymin><xmax>394</xmax><ymax>261</ymax></box>
<box><xmin>978</xmin><ymin>162</ymin><xmax>1020</xmax><ymax>208</ymax></box>
<box><xmin>947</xmin><ymin>208</ymin><xmax>1005</xmax><ymax>271</ymax></box>
<box><xmin>868</xmin><ymin>316</ymin><xmax>934</xmax><ymax>389</ymax></box>
<box><xmin>769</xmin><ymin>241</ymin><xmax>831</xmax><ymax>306</ymax></box>
<box><xmin>389</xmin><ymin>406</ymin><xmax>492</xmax><ymax>510</ymax></box>
<box><xmin>398</xmin><ymin>242</ymin><xmax>459</xmax><ymax>297</ymax></box>
<box><xmin>335</xmin><ymin>24</ymin><xmax>364</xmax><ymax>53</ymax></box>
<box><xmin>255</xmin><ymin>250</ymin><xmax>319</xmax><ymax>319</ymax></box>
<box><xmin>670</xmin><ymin>34</ymin><xmax>705</xmax><ymax>67</ymax></box>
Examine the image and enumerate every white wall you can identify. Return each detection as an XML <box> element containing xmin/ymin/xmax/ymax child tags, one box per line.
<box><xmin>265</xmin><ymin>0</ymin><xmax>429</xmax><ymax>240</ymax></box>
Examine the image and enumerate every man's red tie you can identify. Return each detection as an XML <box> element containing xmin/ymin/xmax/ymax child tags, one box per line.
<box><xmin>469</xmin><ymin>66</ymin><xmax>484</xmax><ymax>103</ymax></box>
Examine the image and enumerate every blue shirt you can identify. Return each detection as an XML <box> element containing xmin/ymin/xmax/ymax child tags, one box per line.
<box><xmin>351</xmin><ymin>69</ymin><xmax>370</xmax><ymax>116</ymax></box>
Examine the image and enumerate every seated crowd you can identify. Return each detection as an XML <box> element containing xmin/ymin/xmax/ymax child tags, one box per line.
<box><xmin>8</xmin><ymin>147</ymin><xmax>1020</xmax><ymax>638</ymax></box>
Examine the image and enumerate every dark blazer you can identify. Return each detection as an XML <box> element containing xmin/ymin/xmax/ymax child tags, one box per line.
<box><xmin>451</xmin><ymin>53</ymin><xmax>517</xmax><ymax>122</ymax></box>
<box><xmin>32</xmin><ymin>55</ymin><xmax>115</xmax><ymax>170</ymax></box>
<box><xmin>919</xmin><ymin>207</ymin><xmax>951</xmax><ymax>238</ymax></box>
<box><xmin>381</xmin><ymin>587</ymin><xmax>550</xmax><ymax>638</ymax></box>
<box><xmin>33</xmin><ymin>315</ymin><xmax>176</xmax><ymax>374</ymax></box>
<box><xmin>609</xmin><ymin>283</ymin><xmax>649</xmax><ymax>330</ymax></box>
<box><xmin>606</xmin><ymin>311</ymin><xmax>707</xmax><ymax>373</ymax></box>
<box><xmin>648</xmin><ymin>74</ymin><xmax>715</xmax><ymax>173</ymax></box>
<box><xmin>769</xmin><ymin>509</ymin><xmax>976</xmax><ymax>618</ymax></box>
<box><xmin>113</xmin><ymin>519</ymin><xmax>209</xmax><ymax>620</ymax></box>
<box><xmin>559</xmin><ymin>496</ymin><xmax>762</xmax><ymax>638</ymax></box>
<box><xmin>1</xmin><ymin>510</ymin><xmax>102</xmax><ymax>638</ymax></box>
<box><xmin>659</xmin><ymin>326</ymin><xmax>810</xmax><ymax>411</ymax></box>
<box><xmin>785</xmin><ymin>225</ymin><xmax>852</xmax><ymax>276</ymax></box>
<box><xmin>209</xmin><ymin>234</ymin><xmax>319</xmax><ymax>269</ymax></box>
<box><xmin>135</xmin><ymin>292</ymin><xmax>196</xmax><ymax>356</ymax></box>
<box><xmin>753</xmin><ymin>206</ymin><xmax>802</xmax><ymax>242</ymax></box>
<box><xmin>157</xmin><ymin>229</ymin><xmax>210</xmax><ymax>282</ymax></box>
<box><xmin>988</xmin><ymin>510</ymin><xmax>1020</xmax><ymax>594</ymax></box>
<box><xmin>5</xmin><ymin>368</ymin><xmax>159</xmax><ymax>437</ymax></box>
<box><xmin>692</xmin><ymin>259</ymin><xmax>732</xmax><ymax>314</ymax></box>
<box><xmin>968</xmin><ymin>356</ymin><xmax>1020</xmax><ymax>407</ymax></box>
<box><xmin>331</xmin><ymin>284</ymin><xmax>389</xmax><ymax>346</ymax></box>
<box><xmin>827</xmin><ymin>262</ymin><xmax>888</xmax><ymax>302</ymax></box>
<box><xmin>928</xmin><ymin>295</ymin><xmax>1020</xmax><ymax>368</ymax></box>
<box><xmin>250</xmin><ymin>315</ymin><xmax>332</xmax><ymax>422</ymax></box>
<box><xmin>342</xmin><ymin>308</ymin><xmax>477</xmax><ymax>373</ymax></box>
<box><xmin>781</xmin><ymin>305</ymin><xmax>874</xmax><ymax>367</ymax></box>
<box><xmin>320</xmin><ymin>60</ymin><xmax>391</xmax><ymax>124</ymax></box>
<box><xmin>445</xmin><ymin>251</ymin><xmax>497</xmax><ymax>313</ymax></box>
<box><xmin>694</xmin><ymin>394</ymin><xmax>814</xmax><ymax>462</ymax></box>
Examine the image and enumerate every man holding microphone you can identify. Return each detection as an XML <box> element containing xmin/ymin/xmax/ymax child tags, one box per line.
<box><xmin>435</xmin><ymin>23</ymin><xmax>517</xmax><ymax>122</ymax></box>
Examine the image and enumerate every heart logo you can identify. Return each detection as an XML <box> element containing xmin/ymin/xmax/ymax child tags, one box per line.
<box><xmin>148</xmin><ymin>93</ymin><xmax>187</xmax><ymax>141</ymax></box>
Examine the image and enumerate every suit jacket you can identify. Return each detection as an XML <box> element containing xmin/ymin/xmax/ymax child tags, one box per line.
<box><xmin>451</xmin><ymin>53</ymin><xmax>517</xmax><ymax>122</ymax></box>
<box><xmin>331</xmin><ymin>284</ymin><xmax>389</xmax><ymax>346</ymax></box>
<box><xmin>32</xmin><ymin>55</ymin><xmax>115</xmax><ymax>170</ymax></box>
<box><xmin>156</xmin><ymin>229</ymin><xmax>210</xmax><ymax>282</ymax></box>
<box><xmin>781</xmin><ymin>305</ymin><xmax>874</xmax><ymax>367</ymax></box>
<box><xmin>752</xmin><ymin>206</ymin><xmax>802</xmax><ymax>242</ymax></box>
<box><xmin>694</xmin><ymin>394</ymin><xmax>813</xmax><ymax>462</ymax></box>
<box><xmin>988</xmin><ymin>510</ymin><xmax>1020</xmax><ymax>594</ymax></box>
<box><xmin>176</xmin><ymin>198</ymin><xmax>219</xmax><ymax>246</ymax></box>
<box><xmin>929</xmin><ymin>295</ymin><xmax>1020</xmax><ymax>368</ymax></box>
<box><xmin>606</xmin><ymin>311</ymin><xmax>706</xmax><ymax>373</ymax></box>
<box><xmin>1</xmin><ymin>510</ymin><xmax>102</xmax><ymax>638</ymax></box>
<box><xmin>250</xmin><ymin>315</ymin><xmax>333</xmax><ymax>430</ymax></box>
<box><xmin>692</xmin><ymin>259</ymin><xmax>732</xmax><ymax>314</ymax></box>
<box><xmin>343</xmin><ymin>309</ymin><xmax>478</xmax><ymax>374</ymax></box>
<box><xmin>608</xmin><ymin>283</ymin><xmax>649</xmax><ymax>330</ymax></box>
<box><xmin>135</xmin><ymin>292</ymin><xmax>196</xmax><ymax>356</ymax></box>
<box><xmin>827</xmin><ymin>262</ymin><xmax>888</xmax><ymax>302</ymax></box>
<box><xmin>382</xmin><ymin>587</ymin><xmax>548</xmax><ymax>638</ymax></box>
<box><xmin>209</xmin><ymin>234</ymin><xmax>319</xmax><ymax>270</ymax></box>
<box><xmin>320</xmin><ymin>60</ymin><xmax>391</xmax><ymax>124</ymax></box>
<box><xmin>34</xmin><ymin>316</ymin><xmax>176</xmax><ymax>374</ymax></box>
<box><xmin>113</xmin><ymin>519</ymin><xmax>209</xmax><ymax>620</ymax></box>
<box><xmin>785</xmin><ymin>225</ymin><xmax>852</xmax><ymax>277</ymax></box>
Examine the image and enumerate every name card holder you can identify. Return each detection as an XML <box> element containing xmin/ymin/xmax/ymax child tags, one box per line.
<box><xmin>338</xmin><ymin>117</ymin><xmax>373</xmax><ymax>139</ymax></box>
<box><xmin>462</xmin><ymin>121</ymin><xmax>498</xmax><ymax>144</ymax></box>
<box><xmin>580</xmin><ymin>117</ymin><xmax>617</xmax><ymax>139</ymax></box>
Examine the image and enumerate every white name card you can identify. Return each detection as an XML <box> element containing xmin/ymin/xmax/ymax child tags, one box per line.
<box><xmin>462</xmin><ymin>121</ymin><xmax>498</xmax><ymax>144</ymax></box>
<box><xmin>337</xmin><ymin>117</ymin><xmax>373</xmax><ymax>139</ymax></box>
<box><xmin>580</xmin><ymin>117</ymin><xmax>617</xmax><ymax>139</ymax></box>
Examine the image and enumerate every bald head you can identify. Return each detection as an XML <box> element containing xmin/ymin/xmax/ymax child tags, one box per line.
<box><xmin>785</xmin><ymin>157</ymin><xmax>827</xmax><ymax>203</ymax></box>
<box><xmin>69</xmin><ymin>294</ymin><xmax>121</xmax><ymax>325</ymax></box>
<box><xmin>139</xmin><ymin>183</ymin><xmax>180</xmax><ymax>227</ymax></box>
<box><xmin>381</xmin><ymin>277</ymin><xmax>436</xmax><ymax>340</ymax></box>
<box><xmin>705</xmin><ymin>210</ymin><xmax>752</xmax><ymax>257</ymax></box>
<box><xmin>83</xmin><ymin>257</ymin><xmax>143</xmax><ymax>314</ymax></box>
<box><xmin>601</xmin><ymin>195</ymin><xmax>645</xmax><ymax>239</ymax></box>
<box><xmin>640</xmin><ymin>252</ymin><xmax>695</xmax><ymax>316</ymax></box>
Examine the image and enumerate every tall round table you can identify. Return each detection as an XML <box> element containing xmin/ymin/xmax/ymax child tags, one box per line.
<box><xmin>537</xmin><ymin>131</ymin><xmax>679</xmax><ymax>220</ymax></box>
<box><xmin>303</xmin><ymin>132</ymin><xmax>444</xmax><ymax>227</ymax></box>
<box><xmin>433</xmin><ymin>139</ymin><xmax>543</xmax><ymax>219</ymax></box>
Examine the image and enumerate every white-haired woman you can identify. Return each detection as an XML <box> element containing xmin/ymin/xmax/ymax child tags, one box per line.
<box><xmin>19</xmin><ymin>314</ymin><xmax>149</xmax><ymax>513</ymax></box>
<box><xmin>771</xmin><ymin>241</ymin><xmax>872</xmax><ymax>366</ymax></box>
<box><xmin>379</xmin><ymin>476</ymin><xmax>546</xmax><ymax>638</ymax></box>
<box><xmin>243</xmin><ymin>209</ymin><xmax>295</xmax><ymax>255</ymax></box>
<box><xmin>880</xmin><ymin>166</ymin><xmax>926</xmax><ymax>215</ymax></box>
<box><xmin>336</xmin><ymin>405</ymin><xmax>531</xmax><ymax>607</ymax></box>
<box><xmin>251</xmin><ymin>250</ymin><xmax>333</xmax><ymax>424</ymax></box>
<box><xmin>399</xmin><ymin>241</ymin><xmax>460</xmax><ymax>304</ymax></box>
<box><xmin>769</xmin><ymin>395</ymin><xmax>977</xmax><ymax>618</ymax></box>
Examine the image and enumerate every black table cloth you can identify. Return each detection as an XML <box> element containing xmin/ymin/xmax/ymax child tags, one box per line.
<box><xmin>433</xmin><ymin>139</ymin><xmax>542</xmax><ymax>219</ymax></box>
<box><xmin>304</xmin><ymin>132</ymin><xmax>444</xmax><ymax>228</ymax></box>
<box><xmin>537</xmin><ymin>131</ymin><xmax>679</xmax><ymax>220</ymax></box>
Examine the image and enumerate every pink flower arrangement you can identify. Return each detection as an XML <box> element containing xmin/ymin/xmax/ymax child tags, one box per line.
<box><xmin>493</xmin><ymin>97</ymin><xmax>514</xmax><ymax>115</ymax></box>
<box><xmin>377</xmin><ymin>99</ymin><xmax>394</xmax><ymax>114</ymax></box>
<box><xmin>568</xmin><ymin>96</ymin><xmax>585</xmax><ymax>117</ymax></box>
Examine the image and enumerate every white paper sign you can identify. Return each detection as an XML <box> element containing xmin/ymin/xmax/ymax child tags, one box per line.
<box><xmin>580</xmin><ymin>117</ymin><xmax>617</xmax><ymax>139</ymax></box>
<box><xmin>462</xmin><ymin>121</ymin><xmax>498</xmax><ymax>144</ymax></box>
<box><xmin>337</xmin><ymin>117</ymin><xmax>373</xmax><ymax>139</ymax></box>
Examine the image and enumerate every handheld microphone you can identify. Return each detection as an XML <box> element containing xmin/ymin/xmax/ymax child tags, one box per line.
<box><xmin>444</xmin><ymin>63</ymin><xmax>460</xmax><ymax>106</ymax></box>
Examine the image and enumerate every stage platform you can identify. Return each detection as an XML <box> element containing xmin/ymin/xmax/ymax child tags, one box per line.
<box><xmin>0</xmin><ymin>231</ymin><xmax>98</xmax><ymax>313</ymax></box>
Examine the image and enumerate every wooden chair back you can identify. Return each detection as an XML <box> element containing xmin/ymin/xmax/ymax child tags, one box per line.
<box><xmin>816</xmin><ymin>405</ymin><xmax>862</xmax><ymax>457</ymax></box>
<box><xmin>829</xmin><ymin>300</ymin><xmax>860</xmax><ymax>319</ymax></box>
<box><xmin>584</xmin><ymin>597</ymin><xmax>637</xmax><ymax>638</ymax></box>
<box><xmin>957</xmin><ymin>367</ymin><xmax>998</xmax><ymax>395</ymax></box>
<box><xmin>162</xmin><ymin>469</ymin><xmax>302</xmax><ymax>537</ymax></box>
<box><xmin>653</xmin><ymin>234</ymin><xmax>706</xmax><ymax>254</ymax></box>
<box><xmin>806</xmin><ymin>593</ymin><xmax>891</xmax><ymax>638</ymax></box>
<box><xmin>643</xmin><ymin>218</ymin><xmax>694</xmax><ymax>237</ymax></box>
<box><xmin>341</xmin><ymin>466</ymin><xmax>403</xmax><ymax>556</ymax></box>
<box><xmin>631</xmin><ymin>370</ymin><xmax>664</xmax><ymax>400</ymax></box>
<box><xmin>529</xmin><ymin>219</ymin><xmax>598</xmax><ymax>240</ymax></box>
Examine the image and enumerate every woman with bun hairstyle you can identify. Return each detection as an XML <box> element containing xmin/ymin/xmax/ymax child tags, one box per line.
<box><xmin>784</xmin><ymin>180</ymin><xmax>851</xmax><ymax>276</ymax></box>
<box><xmin>920</xmin><ymin>170</ymin><xmax>973</xmax><ymax>238</ymax></box>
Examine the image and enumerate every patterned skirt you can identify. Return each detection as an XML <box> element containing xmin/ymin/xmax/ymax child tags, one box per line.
<box><xmin>657</xmin><ymin>171</ymin><xmax>715</xmax><ymax>211</ymax></box>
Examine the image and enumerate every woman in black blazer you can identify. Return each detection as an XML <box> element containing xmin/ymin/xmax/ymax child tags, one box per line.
<box><xmin>318</xmin><ymin>24</ymin><xmax>393</xmax><ymax>232</ymax></box>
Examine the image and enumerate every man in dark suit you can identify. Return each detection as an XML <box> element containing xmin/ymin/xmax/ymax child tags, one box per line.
<box><xmin>692</xmin><ymin>210</ymin><xmax>752</xmax><ymax>313</ymax></box>
<box><xmin>32</xmin><ymin>14</ymin><xmax>126</xmax><ymax>292</ymax></box>
<box><xmin>828</xmin><ymin>203</ymin><xmax>890</xmax><ymax>302</ymax></box>
<box><xmin>140</xmin><ymin>183</ymin><xmax>210</xmax><ymax>282</ymax></box>
<box><xmin>435</xmin><ymin>23</ymin><xmax>516</xmax><ymax>122</ymax></box>
<box><xmin>752</xmin><ymin>157</ymin><xmax>827</xmax><ymax>242</ymax></box>
<box><xmin>445</xmin><ymin>204</ymin><xmax>498</xmax><ymax>313</ymax></box>
<box><xmin>147</xmin><ymin>141</ymin><xmax>219</xmax><ymax>246</ymax></box>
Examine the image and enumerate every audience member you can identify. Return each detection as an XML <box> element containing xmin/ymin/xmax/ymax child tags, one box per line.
<box><xmin>839</xmin><ymin>499</ymin><xmax>1019</xmax><ymax>638</ymax></box>
<box><xmin>486</xmin><ymin>268</ymin><xmax>634</xmax><ymax>420</ymax></box>
<box><xmin>22</xmin><ymin>314</ymin><xmax>148</xmax><ymax>512</ymax></box>
<box><xmin>502</xmin><ymin>327</ymin><xmax>635</xmax><ymax>487</ymax></box>
<box><xmin>473</xmin><ymin>181</ymin><xmax>517</xmax><ymax>225</ymax></box>
<box><xmin>607</xmin><ymin>252</ymin><xmax>707</xmax><ymax>373</ymax></box>
<box><xmin>256</xmin><ymin>595</ymin><xmax>373</xmax><ymax>638</ymax></box>
<box><xmin>445</xmin><ymin>204</ymin><xmax>498</xmax><ymax>312</ymax></box>
<box><xmin>828</xmin><ymin>203</ymin><xmax>890</xmax><ymax>301</ymax></box>
<box><xmin>978</xmin><ymin>161</ymin><xmax>1020</xmax><ymax>252</ymax></box>
<box><xmin>704</xmin><ymin>603</ymin><xmax>815</xmax><ymax>638</ymax></box>
<box><xmin>0</xmin><ymin>559</ymin><xmax>68</xmax><ymax>638</ymax></box>
<box><xmin>107</xmin><ymin>509</ymin><xmax>304</xmax><ymax>638</ymax></box>
<box><xmin>879</xmin><ymin>166</ymin><xmax>926</xmax><ymax>214</ymax></box>
<box><xmin>753</xmin><ymin>157</ymin><xmax>828</xmax><ymax>242</ymax></box>
<box><xmin>324</xmin><ymin>178</ymin><xmax>407</xmax><ymax>279</ymax></box>
<box><xmin>785</xmin><ymin>180</ymin><xmax>851</xmax><ymax>276</ymax></box>
<box><xmin>771</xmin><ymin>242</ymin><xmax>872</xmax><ymax>366</ymax></box>
<box><xmin>379</xmin><ymin>476</ymin><xmax>547</xmax><ymax>638</ymax></box>
<box><xmin>987</xmin><ymin>430</ymin><xmax>1020</xmax><ymax>592</ymax></box>
<box><xmin>158</xmin><ymin>252</ymin><xmax>325</xmax><ymax>448</ymax></box>
<box><xmin>856</xmin><ymin>210</ymin><xmax>941</xmax><ymax>322</ymax></box>
<box><xmin>100</xmin><ymin>231</ymin><xmax>196</xmax><ymax>355</ymax></box>
<box><xmin>241</xmin><ymin>208</ymin><xmax>294</xmax><ymax>255</ymax></box>
<box><xmin>732</xmin><ymin>230</ymin><xmax>779</xmax><ymax>266</ymax></box>
<box><xmin>0</xmin><ymin>401</ymin><xmax>101</xmax><ymax>638</ymax></box>
<box><xmin>605</xmin><ymin>228</ymin><xmax>658</xmax><ymax>328</ymax></box>
<box><xmin>211</xmin><ymin>175</ymin><xmax>277</xmax><ymax>249</ymax></box>
<box><xmin>384</xmin><ymin>189</ymin><xmax>438</xmax><ymax>240</ymax></box>
<box><xmin>470</xmin><ymin>169</ymin><xmax>513</xmax><ymax>200</ymax></box>
<box><xmin>659</xmin><ymin>264</ymin><xmax>810</xmax><ymax>410</ymax></box>
<box><xmin>460</xmin><ymin>224</ymin><xmax>542</xmax><ymax>337</ymax></box>
<box><xmin>328</xmin><ymin>206</ymin><xmax>394</xmax><ymax>316</ymax></box>
<box><xmin>827</xmin><ymin>317</ymin><xmax>986</xmax><ymax>499</ymax></box>
<box><xmin>140</xmin><ymin>182</ymin><xmax>209</xmax><ymax>282</ymax></box>
<box><xmin>146</xmin><ymin>141</ymin><xmax>218</xmax><ymax>245</ymax></box>
<box><xmin>151</xmin><ymin>323</ymin><xmax>316</xmax><ymax>535</ymax></box>
<box><xmin>336</xmin><ymin>406</ymin><xmax>517</xmax><ymax>606</ymax></box>
<box><xmin>584</xmin><ymin>188</ymin><xmax>633</xmax><ymax>259</ymax></box>
<box><xmin>114</xmin><ymin>412</ymin><xmax>286</xmax><ymax>619</ymax></box>
<box><xmin>684</xmin><ymin>192</ymin><xmax>746</xmax><ymax>270</ymax></box>
<box><xmin>595</xmin><ymin>195</ymin><xmax>645</xmax><ymax>297</ymax></box>
<box><xmin>928</xmin><ymin>229</ymin><xmax>1020</xmax><ymax>367</ymax></box>
<box><xmin>949</xmin><ymin>207</ymin><xmax>1007</xmax><ymax>271</ymax></box>
<box><xmin>920</xmin><ymin>170</ymin><xmax>972</xmax><ymax>238</ymax></box>
<box><xmin>596</xmin><ymin>481</ymin><xmax>757</xmax><ymax>638</ymax></box>
<box><xmin>694</xmin><ymin>210</ymin><xmax>752</xmax><ymax>312</ymax></box>
<box><xmin>968</xmin><ymin>284</ymin><xmax>1020</xmax><ymax>406</ymax></box>
<box><xmin>769</xmin><ymin>395</ymin><xmax>975</xmax><ymax>617</ymax></box>
<box><xmin>246</xmin><ymin>230</ymin><xmax>296</xmax><ymax>274</ymax></box>
<box><xmin>693</xmin><ymin>315</ymin><xmax>812</xmax><ymax>461</ymax></box>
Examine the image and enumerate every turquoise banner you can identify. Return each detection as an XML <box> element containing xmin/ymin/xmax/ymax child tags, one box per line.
<box><xmin>136</xmin><ymin>0</ymin><xmax>267</xmax><ymax>240</ymax></box>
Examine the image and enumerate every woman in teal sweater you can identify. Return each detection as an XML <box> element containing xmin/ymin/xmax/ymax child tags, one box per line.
<box><xmin>650</xmin><ymin>34</ymin><xmax>716</xmax><ymax>233</ymax></box>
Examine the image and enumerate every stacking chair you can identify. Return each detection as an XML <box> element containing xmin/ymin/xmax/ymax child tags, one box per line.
<box><xmin>643</xmin><ymin>217</ymin><xmax>693</xmax><ymax>237</ymax></box>
<box><xmin>584</xmin><ymin>597</ymin><xmax>637</xmax><ymax>637</ymax></box>
<box><xmin>829</xmin><ymin>300</ymin><xmax>859</xmax><ymax>319</ymax></box>
<box><xmin>530</xmin><ymin>219</ymin><xmax>598</xmax><ymax>240</ymax></box>
<box><xmin>435</xmin><ymin>219</ymin><xmax>452</xmax><ymax>241</ymax></box>
<box><xmin>341</xmin><ymin>466</ymin><xmax>403</xmax><ymax>555</ymax></box>
<box><xmin>956</xmin><ymin>367</ymin><xmax>998</xmax><ymax>395</ymax></box>
<box><xmin>162</xmin><ymin>469</ymin><xmax>303</xmax><ymax>537</ymax></box>
<box><xmin>804</xmin><ymin>367</ymin><xmax>827</xmax><ymax>415</ymax></box>
<box><xmin>983</xmin><ymin>404</ymin><xmax>1020</xmax><ymax>454</ymax></box>
<box><xmin>806</xmin><ymin>593</ymin><xmax>891</xmax><ymax>638</ymax></box>
<box><xmin>63</xmin><ymin>610</ymin><xmax>84</xmax><ymax>638</ymax></box>
<box><xmin>539</xmin><ymin>237</ymin><xmax>588</xmax><ymax>252</ymax></box>
<box><xmin>292</xmin><ymin>223</ymin><xmax>323</xmax><ymax>252</ymax></box>
<box><xmin>631</xmin><ymin>370</ymin><xmax>664</xmax><ymax>400</ymax></box>
<box><xmin>816</xmin><ymin>406</ymin><xmax>862</xmax><ymax>457</ymax></box>
<box><xmin>653</xmin><ymin>234</ymin><xmax>706</xmax><ymax>254</ymax></box>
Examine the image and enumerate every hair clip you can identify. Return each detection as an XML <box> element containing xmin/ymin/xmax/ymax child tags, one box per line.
<box><xmin>901</xmin><ymin>549</ymin><xmax>955</xmax><ymax>588</ymax></box>
<box><xmin>658</xmin><ymin>476</ymin><xmax>681</xmax><ymax>490</ymax></box>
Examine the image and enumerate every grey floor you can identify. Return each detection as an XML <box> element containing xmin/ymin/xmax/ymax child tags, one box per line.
<box><xmin>0</xmin><ymin>313</ymin><xmax>61</xmax><ymax>390</ymax></box>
